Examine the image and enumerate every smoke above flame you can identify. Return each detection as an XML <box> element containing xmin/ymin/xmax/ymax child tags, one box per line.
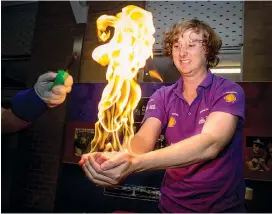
<box><xmin>90</xmin><ymin>5</ymin><xmax>156</xmax><ymax>152</ymax></box>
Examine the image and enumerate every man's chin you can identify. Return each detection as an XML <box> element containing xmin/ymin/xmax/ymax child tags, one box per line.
<box><xmin>180</xmin><ymin>69</ymin><xmax>194</xmax><ymax>76</ymax></box>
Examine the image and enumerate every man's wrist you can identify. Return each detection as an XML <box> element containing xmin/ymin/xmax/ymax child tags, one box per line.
<box><xmin>131</xmin><ymin>154</ymin><xmax>144</xmax><ymax>173</ymax></box>
<box><xmin>11</xmin><ymin>88</ymin><xmax>48</xmax><ymax>122</ymax></box>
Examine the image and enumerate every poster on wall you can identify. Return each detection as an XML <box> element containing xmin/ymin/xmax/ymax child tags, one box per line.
<box><xmin>63</xmin><ymin>122</ymin><xmax>95</xmax><ymax>163</ymax></box>
<box><xmin>244</xmin><ymin>135</ymin><xmax>272</xmax><ymax>181</ymax></box>
<box><xmin>74</xmin><ymin>127</ymin><xmax>95</xmax><ymax>157</ymax></box>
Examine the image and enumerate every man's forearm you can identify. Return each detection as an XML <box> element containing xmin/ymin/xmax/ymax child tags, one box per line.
<box><xmin>2</xmin><ymin>108</ymin><xmax>31</xmax><ymax>133</ymax></box>
<box><xmin>123</xmin><ymin>133</ymin><xmax>157</xmax><ymax>155</ymax></box>
<box><xmin>132</xmin><ymin>133</ymin><xmax>218</xmax><ymax>172</ymax></box>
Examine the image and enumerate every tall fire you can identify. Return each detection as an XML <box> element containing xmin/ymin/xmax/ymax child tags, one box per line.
<box><xmin>90</xmin><ymin>5</ymin><xmax>156</xmax><ymax>152</ymax></box>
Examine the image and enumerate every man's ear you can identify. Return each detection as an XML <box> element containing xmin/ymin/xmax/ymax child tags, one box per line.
<box><xmin>203</xmin><ymin>44</ymin><xmax>209</xmax><ymax>55</ymax></box>
<box><xmin>204</xmin><ymin>45</ymin><xmax>210</xmax><ymax>64</ymax></box>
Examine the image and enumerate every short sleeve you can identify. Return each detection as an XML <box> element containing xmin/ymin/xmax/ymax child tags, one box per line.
<box><xmin>210</xmin><ymin>81</ymin><xmax>245</xmax><ymax>120</ymax></box>
<box><xmin>142</xmin><ymin>87</ymin><xmax>168</xmax><ymax>129</ymax></box>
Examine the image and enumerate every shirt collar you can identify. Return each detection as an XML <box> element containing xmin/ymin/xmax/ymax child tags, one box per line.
<box><xmin>174</xmin><ymin>69</ymin><xmax>214</xmax><ymax>98</ymax></box>
<box><xmin>198</xmin><ymin>69</ymin><xmax>213</xmax><ymax>89</ymax></box>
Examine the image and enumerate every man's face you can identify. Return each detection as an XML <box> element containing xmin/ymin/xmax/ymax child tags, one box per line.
<box><xmin>172</xmin><ymin>29</ymin><xmax>207</xmax><ymax>76</ymax></box>
<box><xmin>253</xmin><ymin>144</ymin><xmax>260</xmax><ymax>153</ymax></box>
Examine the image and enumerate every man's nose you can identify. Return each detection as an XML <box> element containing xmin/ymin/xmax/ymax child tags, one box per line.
<box><xmin>179</xmin><ymin>47</ymin><xmax>188</xmax><ymax>57</ymax></box>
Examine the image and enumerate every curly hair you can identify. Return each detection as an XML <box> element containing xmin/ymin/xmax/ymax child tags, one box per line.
<box><xmin>162</xmin><ymin>19</ymin><xmax>222</xmax><ymax>68</ymax></box>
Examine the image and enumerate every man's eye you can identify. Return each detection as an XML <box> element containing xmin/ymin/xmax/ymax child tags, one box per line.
<box><xmin>189</xmin><ymin>44</ymin><xmax>196</xmax><ymax>47</ymax></box>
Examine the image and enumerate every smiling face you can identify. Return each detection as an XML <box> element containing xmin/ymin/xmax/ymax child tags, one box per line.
<box><xmin>172</xmin><ymin>29</ymin><xmax>207</xmax><ymax>76</ymax></box>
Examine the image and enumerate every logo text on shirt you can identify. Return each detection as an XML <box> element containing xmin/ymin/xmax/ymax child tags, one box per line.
<box><xmin>223</xmin><ymin>91</ymin><xmax>238</xmax><ymax>95</ymax></box>
<box><xmin>200</xmin><ymin>108</ymin><xmax>209</xmax><ymax>114</ymax></box>
<box><xmin>149</xmin><ymin>104</ymin><xmax>156</xmax><ymax>110</ymax></box>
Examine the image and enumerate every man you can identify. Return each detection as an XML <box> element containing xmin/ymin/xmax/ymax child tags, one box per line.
<box><xmin>2</xmin><ymin>72</ymin><xmax>73</xmax><ymax>133</ymax></box>
<box><xmin>80</xmin><ymin>19</ymin><xmax>246</xmax><ymax>212</ymax></box>
<box><xmin>246</xmin><ymin>139</ymin><xmax>270</xmax><ymax>171</ymax></box>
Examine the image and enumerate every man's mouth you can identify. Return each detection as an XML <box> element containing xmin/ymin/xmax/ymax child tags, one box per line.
<box><xmin>180</xmin><ymin>60</ymin><xmax>190</xmax><ymax>63</ymax></box>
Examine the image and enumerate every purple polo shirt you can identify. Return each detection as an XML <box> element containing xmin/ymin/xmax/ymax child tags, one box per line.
<box><xmin>143</xmin><ymin>71</ymin><xmax>245</xmax><ymax>212</ymax></box>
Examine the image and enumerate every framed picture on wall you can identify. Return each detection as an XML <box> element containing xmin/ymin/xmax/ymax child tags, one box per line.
<box><xmin>244</xmin><ymin>135</ymin><xmax>272</xmax><ymax>181</ymax></box>
<box><xmin>63</xmin><ymin>122</ymin><xmax>95</xmax><ymax>164</ymax></box>
<box><xmin>74</xmin><ymin>127</ymin><xmax>94</xmax><ymax>157</ymax></box>
<box><xmin>243</xmin><ymin>128</ymin><xmax>272</xmax><ymax>181</ymax></box>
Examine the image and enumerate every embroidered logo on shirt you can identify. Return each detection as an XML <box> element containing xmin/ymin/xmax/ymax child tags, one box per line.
<box><xmin>198</xmin><ymin>117</ymin><xmax>206</xmax><ymax>124</ymax></box>
<box><xmin>168</xmin><ymin>116</ymin><xmax>176</xmax><ymax>127</ymax></box>
<box><xmin>224</xmin><ymin>93</ymin><xmax>236</xmax><ymax>103</ymax></box>
<box><xmin>200</xmin><ymin>108</ymin><xmax>209</xmax><ymax>114</ymax></box>
<box><xmin>223</xmin><ymin>91</ymin><xmax>238</xmax><ymax>95</ymax></box>
<box><xmin>149</xmin><ymin>104</ymin><xmax>156</xmax><ymax>110</ymax></box>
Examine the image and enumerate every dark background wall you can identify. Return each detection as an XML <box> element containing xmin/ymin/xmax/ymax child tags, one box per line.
<box><xmin>243</xmin><ymin>1</ymin><xmax>272</xmax><ymax>81</ymax></box>
<box><xmin>1</xmin><ymin>1</ymin><xmax>272</xmax><ymax>213</ymax></box>
<box><xmin>2</xmin><ymin>1</ymin><xmax>85</xmax><ymax>212</ymax></box>
<box><xmin>242</xmin><ymin>3</ymin><xmax>272</xmax><ymax>211</ymax></box>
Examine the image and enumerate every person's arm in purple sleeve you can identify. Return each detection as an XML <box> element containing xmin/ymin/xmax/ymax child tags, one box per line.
<box><xmin>80</xmin><ymin>83</ymin><xmax>245</xmax><ymax>187</ymax></box>
<box><xmin>131</xmin><ymin>84</ymin><xmax>245</xmax><ymax>172</ymax></box>
<box><xmin>1</xmin><ymin>72</ymin><xmax>73</xmax><ymax>133</ymax></box>
<box><xmin>123</xmin><ymin>88</ymin><xmax>168</xmax><ymax>155</ymax></box>
<box><xmin>123</xmin><ymin>117</ymin><xmax>162</xmax><ymax>155</ymax></box>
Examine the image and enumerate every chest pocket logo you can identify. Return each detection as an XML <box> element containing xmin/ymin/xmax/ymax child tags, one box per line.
<box><xmin>198</xmin><ymin>117</ymin><xmax>206</xmax><ymax>125</ymax></box>
<box><xmin>168</xmin><ymin>116</ymin><xmax>176</xmax><ymax>127</ymax></box>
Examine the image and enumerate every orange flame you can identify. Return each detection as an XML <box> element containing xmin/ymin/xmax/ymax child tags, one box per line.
<box><xmin>90</xmin><ymin>5</ymin><xmax>155</xmax><ymax>152</ymax></box>
<box><xmin>149</xmin><ymin>69</ymin><xmax>163</xmax><ymax>82</ymax></box>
